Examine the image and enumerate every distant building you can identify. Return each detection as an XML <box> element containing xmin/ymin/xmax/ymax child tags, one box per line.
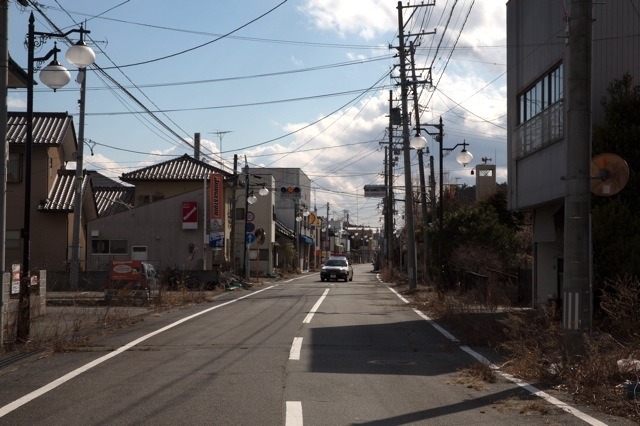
<box><xmin>474</xmin><ymin>162</ymin><xmax>496</xmax><ymax>203</ymax></box>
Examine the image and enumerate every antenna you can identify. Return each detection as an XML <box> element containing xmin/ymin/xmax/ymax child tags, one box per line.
<box><xmin>208</xmin><ymin>130</ymin><xmax>233</xmax><ymax>167</ymax></box>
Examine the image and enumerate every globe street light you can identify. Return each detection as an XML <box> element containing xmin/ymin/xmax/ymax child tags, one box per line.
<box><xmin>242</xmin><ymin>166</ymin><xmax>268</xmax><ymax>281</ymax></box>
<box><xmin>19</xmin><ymin>12</ymin><xmax>94</xmax><ymax>342</ymax></box>
<box><xmin>414</xmin><ymin>119</ymin><xmax>473</xmax><ymax>278</ymax></box>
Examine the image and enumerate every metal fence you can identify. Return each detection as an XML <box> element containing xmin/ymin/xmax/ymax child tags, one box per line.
<box><xmin>22</xmin><ymin>260</ymin><xmax>221</xmax><ymax>292</ymax></box>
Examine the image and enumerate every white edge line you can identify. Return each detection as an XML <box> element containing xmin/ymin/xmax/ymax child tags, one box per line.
<box><xmin>0</xmin><ymin>285</ymin><xmax>277</xmax><ymax>418</ymax></box>
<box><xmin>290</xmin><ymin>337</ymin><xmax>303</xmax><ymax>361</ymax></box>
<box><xmin>303</xmin><ymin>288</ymin><xmax>330</xmax><ymax>324</ymax></box>
<box><xmin>286</xmin><ymin>401</ymin><xmax>303</xmax><ymax>426</ymax></box>
<box><xmin>384</xmin><ymin>281</ymin><xmax>609</xmax><ymax>426</ymax></box>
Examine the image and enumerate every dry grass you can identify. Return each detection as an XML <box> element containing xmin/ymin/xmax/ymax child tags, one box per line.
<box><xmin>492</xmin><ymin>397</ymin><xmax>557</xmax><ymax>416</ymax></box>
<box><xmin>450</xmin><ymin>362</ymin><xmax>497</xmax><ymax>390</ymax></box>
<box><xmin>403</xmin><ymin>273</ymin><xmax>640</xmax><ymax>423</ymax></box>
<box><xmin>2</xmin><ymin>288</ymin><xmax>223</xmax><ymax>354</ymax></box>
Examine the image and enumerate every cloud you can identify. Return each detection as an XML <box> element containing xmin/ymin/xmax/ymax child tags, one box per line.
<box><xmin>8</xmin><ymin>95</ymin><xmax>25</xmax><ymax>109</ymax></box>
<box><xmin>291</xmin><ymin>55</ymin><xmax>304</xmax><ymax>67</ymax></box>
<box><xmin>252</xmin><ymin>91</ymin><xmax>390</xmax><ymax>220</ymax></box>
<box><xmin>300</xmin><ymin>0</ymin><xmax>396</xmax><ymax>40</ymax></box>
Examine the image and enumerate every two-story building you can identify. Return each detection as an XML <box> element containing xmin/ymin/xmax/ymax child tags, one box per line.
<box><xmin>6</xmin><ymin>111</ymin><xmax>96</xmax><ymax>275</ymax></box>
<box><xmin>507</xmin><ymin>1</ymin><xmax>640</xmax><ymax>306</ymax></box>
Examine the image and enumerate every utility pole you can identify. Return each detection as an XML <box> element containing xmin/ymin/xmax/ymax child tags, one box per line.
<box><xmin>563</xmin><ymin>0</ymin><xmax>592</xmax><ymax>338</ymax></box>
<box><xmin>409</xmin><ymin>40</ymin><xmax>432</xmax><ymax>281</ymax></box>
<box><xmin>70</xmin><ymin>66</ymin><xmax>88</xmax><ymax>291</ymax></box>
<box><xmin>386</xmin><ymin>90</ymin><xmax>396</xmax><ymax>271</ymax></box>
<box><xmin>230</xmin><ymin>155</ymin><xmax>238</xmax><ymax>274</ymax></box>
<box><xmin>395</xmin><ymin>0</ymin><xmax>419</xmax><ymax>290</ymax></box>
<box><xmin>325</xmin><ymin>202</ymin><xmax>329</xmax><ymax>256</ymax></box>
<box><xmin>0</xmin><ymin>0</ymin><xmax>8</xmax><ymax>349</ymax></box>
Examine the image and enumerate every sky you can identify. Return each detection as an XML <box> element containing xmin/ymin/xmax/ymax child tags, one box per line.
<box><xmin>7</xmin><ymin>0</ymin><xmax>507</xmax><ymax>230</ymax></box>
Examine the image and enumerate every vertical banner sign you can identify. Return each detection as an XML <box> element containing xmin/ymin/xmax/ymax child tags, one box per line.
<box><xmin>209</xmin><ymin>173</ymin><xmax>224</xmax><ymax>229</ymax></box>
<box><xmin>208</xmin><ymin>173</ymin><xmax>225</xmax><ymax>248</ymax></box>
<box><xmin>182</xmin><ymin>201</ymin><xmax>198</xmax><ymax>230</ymax></box>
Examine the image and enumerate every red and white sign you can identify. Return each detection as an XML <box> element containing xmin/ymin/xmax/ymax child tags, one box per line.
<box><xmin>182</xmin><ymin>201</ymin><xmax>198</xmax><ymax>230</ymax></box>
<box><xmin>109</xmin><ymin>260</ymin><xmax>143</xmax><ymax>281</ymax></box>
<box><xmin>209</xmin><ymin>173</ymin><xmax>224</xmax><ymax>228</ymax></box>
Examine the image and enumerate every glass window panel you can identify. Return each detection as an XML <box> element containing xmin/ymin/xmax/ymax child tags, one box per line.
<box><xmin>92</xmin><ymin>239</ymin><xmax>110</xmax><ymax>254</ymax></box>
<box><xmin>110</xmin><ymin>240</ymin><xmax>128</xmax><ymax>254</ymax></box>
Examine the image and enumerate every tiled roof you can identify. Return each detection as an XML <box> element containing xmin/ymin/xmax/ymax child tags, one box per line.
<box><xmin>121</xmin><ymin>154</ymin><xmax>230</xmax><ymax>182</ymax></box>
<box><xmin>39</xmin><ymin>169</ymin><xmax>90</xmax><ymax>213</ymax></box>
<box><xmin>88</xmin><ymin>171</ymin><xmax>126</xmax><ymax>188</ymax></box>
<box><xmin>275</xmin><ymin>218</ymin><xmax>294</xmax><ymax>238</ymax></box>
<box><xmin>7</xmin><ymin>111</ymin><xmax>74</xmax><ymax>145</ymax></box>
<box><xmin>94</xmin><ymin>186</ymin><xmax>134</xmax><ymax>217</ymax></box>
<box><xmin>87</xmin><ymin>171</ymin><xmax>134</xmax><ymax>217</ymax></box>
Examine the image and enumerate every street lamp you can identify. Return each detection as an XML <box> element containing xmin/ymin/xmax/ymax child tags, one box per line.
<box><xmin>19</xmin><ymin>12</ymin><xmax>94</xmax><ymax>342</ymax></box>
<box><xmin>293</xmin><ymin>204</ymin><xmax>311</xmax><ymax>271</ymax></box>
<box><xmin>242</xmin><ymin>166</ymin><xmax>268</xmax><ymax>281</ymax></box>
<box><xmin>414</xmin><ymin>118</ymin><xmax>473</xmax><ymax>277</ymax></box>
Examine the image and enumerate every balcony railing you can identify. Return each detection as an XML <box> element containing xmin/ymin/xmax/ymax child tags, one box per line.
<box><xmin>514</xmin><ymin>100</ymin><xmax>564</xmax><ymax>159</ymax></box>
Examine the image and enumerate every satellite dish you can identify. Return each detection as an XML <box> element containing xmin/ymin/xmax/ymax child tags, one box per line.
<box><xmin>590</xmin><ymin>153</ymin><xmax>630</xmax><ymax>196</ymax></box>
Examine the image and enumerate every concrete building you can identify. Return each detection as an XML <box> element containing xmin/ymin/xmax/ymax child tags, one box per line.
<box><xmin>506</xmin><ymin>1</ymin><xmax>640</xmax><ymax>305</ymax></box>
<box><xmin>249</xmin><ymin>168</ymin><xmax>314</xmax><ymax>272</ymax></box>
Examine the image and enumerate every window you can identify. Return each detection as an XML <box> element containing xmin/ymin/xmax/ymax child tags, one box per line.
<box><xmin>7</xmin><ymin>153</ymin><xmax>22</xmax><ymax>183</ymax></box>
<box><xmin>92</xmin><ymin>239</ymin><xmax>128</xmax><ymax>254</ymax></box>
<box><xmin>518</xmin><ymin>64</ymin><xmax>563</xmax><ymax>125</ymax></box>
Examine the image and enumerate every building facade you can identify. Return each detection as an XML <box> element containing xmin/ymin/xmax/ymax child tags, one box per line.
<box><xmin>507</xmin><ymin>1</ymin><xmax>640</xmax><ymax>305</ymax></box>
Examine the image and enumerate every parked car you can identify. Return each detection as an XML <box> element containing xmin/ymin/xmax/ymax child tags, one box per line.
<box><xmin>320</xmin><ymin>257</ymin><xmax>353</xmax><ymax>282</ymax></box>
<box><xmin>105</xmin><ymin>260</ymin><xmax>159</xmax><ymax>302</ymax></box>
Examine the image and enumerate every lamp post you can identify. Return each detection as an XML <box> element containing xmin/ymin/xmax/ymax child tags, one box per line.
<box><xmin>242</xmin><ymin>165</ymin><xmax>268</xmax><ymax>281</ymax></box>
<box><xmin>412</xmin><ymin>119</ymin><xmax>473</xmax><ymax>277</ymax></box>
<box><xmin>19</xmin><ymin>13</ymin><xmax>94</xmax><ymax>342</ymax></box>
<box><xmin>294</xmin><ymin>205</ymin><xmax>310</xmax><ymax>271</ymax></box>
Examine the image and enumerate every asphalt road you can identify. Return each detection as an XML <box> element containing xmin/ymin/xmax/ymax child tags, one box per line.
<box><xmin>0</xmin><ymin>265</ymin><xmax>631</xmax><ymax>425</ymax></box>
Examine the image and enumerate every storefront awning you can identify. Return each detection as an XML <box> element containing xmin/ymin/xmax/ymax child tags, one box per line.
<box><xmin>299</xmin><ymin>235</ymin><xmax>314</xmax><ymax>245</ymax></box>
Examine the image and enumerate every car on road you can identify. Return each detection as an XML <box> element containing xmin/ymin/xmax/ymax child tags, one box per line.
<box><xmin>320</xmin><ymin>257</ymin><xmax>354</xmax><ymax>282</ymax></box>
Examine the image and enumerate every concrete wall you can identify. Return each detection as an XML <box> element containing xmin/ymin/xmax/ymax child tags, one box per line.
<box><xmin>534</xmin><ymin>242</ymin><xmax>561</xmax><ymax>306</ymax></box>
<box><xmin>2</xmin><ymin>270</ymin><xmax>47</xmax><ymax>346</ymax></box>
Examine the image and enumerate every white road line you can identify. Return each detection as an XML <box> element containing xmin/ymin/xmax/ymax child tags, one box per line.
<box><xmin>285</xmin><ymin>401</ymin><xmax>303</xmax><ymax>426</ymax></box>
<box><xmin>384</xmin><ymin>279</ymin><xmax>608</xmax><ymax>426</ymax></box>
<box><xmin>303</xmin><ymin>288</ymin><xmax>329</xmax><ymax>323</ymax></box>
<box><xmin>290</xmin><ymin>337</ymin><xmax>303</xmax><ymax>360</ymax></box>
<box><xmin>0</xmin><ymin>285</ymin><xmax>276</xmax><ymax>418</ymax></box>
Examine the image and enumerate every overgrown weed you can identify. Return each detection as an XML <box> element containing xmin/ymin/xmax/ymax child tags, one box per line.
<box><xmin>412</xmin><ymin>274</ymin><xmax>640</xmax><ymax>423</ymax></box>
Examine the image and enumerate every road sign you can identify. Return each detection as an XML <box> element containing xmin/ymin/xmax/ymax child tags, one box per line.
<box><xmin>246</xmin><ymin>233</ymin><xmax>256</xmax><ymax>244</ymax></box>
<box><xmin>247</xmin><ymin>211</ymin><xmax>255</xmax><ymax>221</ymax></box>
